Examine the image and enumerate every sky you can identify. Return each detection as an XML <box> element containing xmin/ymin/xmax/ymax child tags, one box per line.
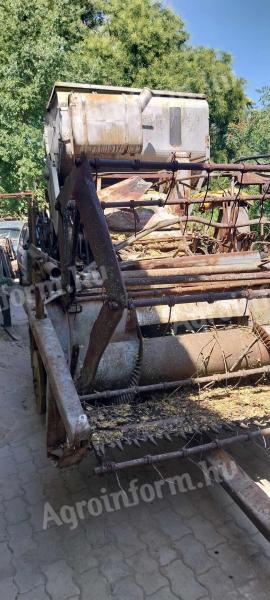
<box><xmin>170</xmin><ymin>0</ymin><xmax>270</xmax><ymax>103</ymax></box>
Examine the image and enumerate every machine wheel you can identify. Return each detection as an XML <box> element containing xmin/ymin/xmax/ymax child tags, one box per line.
<box><xmin>32</xmin><ymin>349</ymin><xmax>47</xmax><ymax>414</ymax></box>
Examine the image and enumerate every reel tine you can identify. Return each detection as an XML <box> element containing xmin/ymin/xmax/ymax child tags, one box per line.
<box><xmin>210</xmin><ymin>425</ymin><xmax>222</xmax><ymax>434</ymax></box>
<box><xmin>99</xmin><ymin>443</ymin><xmax>105</xmax><ymax>456</ymax></box>
<box><xmin>116</xmin><ymin>440</ymin><xmax>124</xmax><ymax>451</ymax></box>
<box><xmin>222</xmin><ymin>422</ymin><xmax>235</xmax><ymax>432</ymax></box>
<box><xmin>147</xmin><ymin>434</ymin><xmax>158</xmax><ymax>445</ymax></box>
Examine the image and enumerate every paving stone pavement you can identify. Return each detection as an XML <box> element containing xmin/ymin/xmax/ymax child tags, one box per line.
<box><xmin>0</xmin><ymin>300</ymin><xmax>269</xmax><ymax>599</ymax></box>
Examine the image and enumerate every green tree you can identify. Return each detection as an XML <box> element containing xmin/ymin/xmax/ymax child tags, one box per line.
<box><xmin>0</xmin><ymin>0</ymin><xmax>94</xmax><ymax>195</ymax></box>
<box><xmin>0</xmin><ymin>0</ymin><xmax>247</xmax><ymax>207</ymax></box>
<box><xmin>226</xmin><ymin>88</ymin><xmax>270</xmax><ymax>159</ymax></box>
<box><xmin>71</xmin><ymin>2</ymin><xmax>246</xmax><ymax>161</ymax></box>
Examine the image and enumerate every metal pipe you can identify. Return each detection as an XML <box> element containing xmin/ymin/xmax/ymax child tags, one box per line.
<box><xmin>123</xmin><ymin>265</ymin><xmax>270</xmax><ymax>287</ymax></box>
<box><xmin>75</xmin><ymin>277</ymin><xmax>270</xmax><ymax>302</ymax></box>
<box><xmin>90</xmin><ymin>158</ymin><xmax>270</xmax><ymax>173</ymax></box>
<box><xmin>234</xmin><ymin>153</ymin><xmax>270</xmax><ymax>163</ymax></box>
<box><xmin>81</xmin><ymin>365</ymin><xmax>270</xmax><ymax>403</ymax></box>
<box><xmin>127</xmin><ymin>288</ymin><xmax>270</xmax><ymax>309</ymax></box>
<box><xmin>77</xmin><ymin>270</ymin><xmax>270</xmax><ymax>296</ymax></box>
<box><xmin>76</xmin><ymin>277</ymin><xmax>270</xmax><ymax>301</ymax></box>
<box><xmin>75</xmin><ymin>274</ymin><xmax>270</xmax><ymax>302</ymax></box>
<box><xmin>28</xmin><ymin>244</ymin><xmax>52</xmax><ymax>263</ymax></box>
<box><xmin>120</xmin><ymin>252</ymin><xmax>262</xmax><ymax>271</ymax></box>
<box><xmin>0</xmin><ymin>191</ymin><xmax>33</xmax><ymax>199</ymax></box>
<box><xmin>94</xmin><ymin>427</ymin><xmax>270</xmax><ymax>474</ymax></box>
<box><xmin>123</xmin><ymin>263</ymin><xmax>265</xmax><ymax>280</ymax></box>
<box><xmin>125</xmin><ymin>272</ymin><xmax>270</xmax><ymax>287</ymax></box>
<box><xmin>43</xmin><ymin>262</ymin><xmax>61</xmax><ymax>279</ymax></box>
<box><xmin>127</xmin><ymin>279</ymin><xmax>270</xmax><ymax>296</ymax></box>
<box><xmin>130</xmin><ymin>274</ymin><xmax>269</xmax><ymax>286</ymax></box>
<box><xmin>101</xmin><ymin>194</ymin><xmax>270</xmax><ymax>209</ymax></box>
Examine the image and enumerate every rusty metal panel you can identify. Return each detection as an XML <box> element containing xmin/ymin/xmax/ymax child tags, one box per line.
<box><xmin>249</xmin><ymin>298</ymin><xmax>270</xmax><ymax>325</ymax></box>
<box><xmin>45</xmin><ymin>84</ymin><xmax>209</xmax><ymax>178</ymax></box>
<box><xmin>69</xmin><ymin>92</ymin><xmax>143</xmax><ymax>156</ymax></box>
<box><xmin>100</xmin><ymin>176</ymin><xmax>154</xmax><ymax>231</ymax></box>
<box><xmin>99</xmin><ymin>176</ymin><xmax>152</xmax><ymax>202</ymax></box>
<box><xmin>136</xmin><ymin>299</ymin><xmax>250</xmax><ymax>326</ymax></box>
<box><xmin>139</xmin><ymin>328</ymin><xmax>270</xmax><ymax>383</ymax></box>
<box><xmin>89</xmin><ymin>326</ymin><xmax>269</xmax><ymax>389</ymax></box>
<box><xmin>235</xmin><ymin>172</ymin><xmax>270</xmax><ymax>185</ymax></box>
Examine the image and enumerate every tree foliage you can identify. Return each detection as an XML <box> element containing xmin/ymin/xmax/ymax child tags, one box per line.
<box><xmin>0</xmin><ymin>0</ymin><xmax>249</xmax><ymax>208</ymax></box>
<box><xmin>226</xmin><ymin>88</ymin><xmax>270</xmax><ymax>160</ymax></box>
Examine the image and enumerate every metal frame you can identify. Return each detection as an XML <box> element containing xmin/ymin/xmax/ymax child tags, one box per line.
<box><xmin>94</xmin><ymin>427</ymin><xmax>270</xmax><ymax>474</ymax></box>
<box><xmin>26</xmin><ymin>305</ymin><xmax>90</xmax><ymax>445</ymax></box>
<box><xmin>206</xmin><ymin>448</ymin><xmax>270</xmax><ymax>542</ymax></box>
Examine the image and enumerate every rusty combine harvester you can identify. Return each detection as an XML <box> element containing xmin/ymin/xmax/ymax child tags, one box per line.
<box><xmin>25</xmin><ymin>82</ymin><xmax>270</xmax><ymax>537</ymax></box>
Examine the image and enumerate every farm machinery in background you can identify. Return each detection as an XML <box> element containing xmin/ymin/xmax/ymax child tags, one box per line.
<box><xmin>24</xmin><ymin>82</ymin><xmax>270</xmax><ymax>539</ymax></box>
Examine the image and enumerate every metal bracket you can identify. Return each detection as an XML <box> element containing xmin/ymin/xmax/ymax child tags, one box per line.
<box><xmin>206</xmin><ymin>448</ymin><xmax>270</xmax><ymax>542</ymax></box>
